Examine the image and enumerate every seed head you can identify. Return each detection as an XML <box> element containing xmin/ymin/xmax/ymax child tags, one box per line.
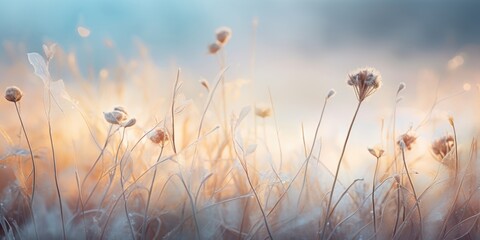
<box><xmin>114</xmin><ymin>106</ymin><xmax>128</xmax><ymax>115</ymax></box>
<box><xmin>347</xmin><ymin>67</ymin><xmax>382</xmax><ymax>102</ymax></box>
<box><xmin>5</xmin><ymin>86</ymin><xmax>23</xmax><ymax>103</ymax></box>
<box><xmin>432</xmin><ymin>135</ymin><xmax>455</xmax><ymax>160</ymax></box>
<box><xmin>103</xmin><ymin>110</ymin><xmax>128</xmax><ymax>125</ymax></box>
<box><xmin>448</xmin><ymin>116</ymin><xmax>454</xmax><ymax>127</ymax></box>
<box><xmin>255</xmin><ymin>106</ymin><xmax>272</xmax><ymax>118</ymax></box>
<box><xmin>368</xmin><ymin>147</ymin><xmax>384</xmax><ymax>158</ymax></box>
<box><xmin>216</xmin><ymin>27</ymin><xmax>232</xmax><ymax>45</ymax></box>
<box><xmin>149</xmin><ymin>128</ymin><xmax>169</xmax><ymax>145</ymax></box>
<box><xmin>208</xmin><ymin>42</ymin><xmax>221</xmax><ymax>54</ymax></box>
<box><xmin>122</xmin><ymin>118</ymin><xmax>136</xmax><ymax>128</ymax></box>
<box><xmin>397</xmin><ymin>82</ymin><xmax>406</xmax><ymax>94</ymax></box>
<box><xmin>398</xmin><ymin>132</ymin><xmax>417</xmax><ymax>151</ymax></box>
<box><xmin>200</xmin><ymin>79</ymin><xmax>210</xmax><ymax>91</ymax></box>
<box><xmin>326</xmin><ymin>89</ymin><xmax>336</xmax><ymax>99</ymax></box>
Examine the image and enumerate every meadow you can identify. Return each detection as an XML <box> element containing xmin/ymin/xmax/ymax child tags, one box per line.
<box><xmin>0</xmin><ymin>27</ymin><xmax>479</xmax><ymax>240</ymax></box>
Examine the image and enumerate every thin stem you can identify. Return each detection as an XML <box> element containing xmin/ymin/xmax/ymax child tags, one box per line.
<box><xmin>171</xmin><ymin>68</ymin><xmax>180</xmax><ymax>154</ymax></box>
<box><xmin>141</xmin><ymin>145</ymin><xmax>165</xmax><ymax>240</ymax></box>
<box><xmin>400</xmin><ymin>148</ymin><xmax>422</xmax><ymax>239</ymax></box>
<box><xmin>245</xmin><ymin>168</ymin><xmax>274</xmax><ymax>240</ymax></box>
<box><xmin>118</xmin><ymin>128</ymin><xmax>135</xmax><ymax>239</ymax></box>
<box><xmin>320</xmin><ymin>101</ymin><xmax>362</xmax><ymax>239</ymax></box>
<box><xmin>372</xmin><ymin>157</ymin><xmax>380</xmax><ymax>238</ymax></box>
<box><xmin>45</xmin><ymin>84</ymin><xmax>66</xmax><ymax>239</ymax></box>
<box><xmin>82</xmin><ymin>125</ymin><xmax>118</xmax><ymax>206</ymax></box>
<box><xmin>268</xmin><ymin>89</ymin><xmax>283</xmax><ymax>172</ymax></box>
<box><xmin>298</xmin><ymin>97</ymin><xmax>329</xmax><ymax>208</ymax></box>
<box><xmin>13</xmin><ymin>103</ymin><xmax>38</xmax><ymax>240</ymax></box>
<box><xmin>177</xmin><ymin>175</ymin><xmax>202</xmax><ymax>240</ymax></box>
<box><xmin>232</xmin><ymin>128</ymin><xmax>274</xmax><ymax>239</ymax></box>
<box><xmin>452</xmin><ymin>122</ymin><xmax>459</xmax><ymax>183</ymax></box>
<box><xmin>14</xmin><ymin>103</ymin><xmax>36</xmax><ymax>206</ymax></box>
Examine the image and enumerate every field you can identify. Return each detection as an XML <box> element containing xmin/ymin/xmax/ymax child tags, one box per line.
<box><xmin>1</xmin><ymin>13</ymin><xmax>480</xmax><ymax>240</ymax></box>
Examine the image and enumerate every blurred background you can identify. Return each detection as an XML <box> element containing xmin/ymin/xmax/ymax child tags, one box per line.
<box><xmin>1</xmin><ymin>0</ymin><xmax>479</xmax><ymax>173</ymax></box>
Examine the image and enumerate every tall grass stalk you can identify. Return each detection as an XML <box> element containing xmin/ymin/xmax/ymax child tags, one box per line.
<box><xmin>117</xmin><ymin>128</ymin><xmax>135</xmax><ymax>239</ymax></box>
<box><xmin>297</xmin><ymin>92</ymin><xmax>331</xmax><ymax>208</ymax></box>
<box><xmin>46</xmin><ymin>83</ymin><xmax>67</xmax><ymax>239</ymax></box>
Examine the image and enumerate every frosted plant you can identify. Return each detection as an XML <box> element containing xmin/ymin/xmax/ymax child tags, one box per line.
<box><xmin>208</xmin><ymin>42</ymin><xmax>222</xmax><ymax>54</ymax></box>
<box><xmin>321</xmin><ymin>67</ymin><xmax>382</xmax><ymax>239</ymax></box>
<box><xmin>347</xmin><ymin>67</ymin><xmax>382</xmax><ymax>102</ymax></box>
<box><xmin>216</xmin><ymin>26</ymin><xmax>232</xmax><ymax>45</ymax></box>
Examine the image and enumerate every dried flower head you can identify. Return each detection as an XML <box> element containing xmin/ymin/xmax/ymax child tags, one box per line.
<box><xmin>255</xmin><ymin>106</ymin><xmax>272</xmax><ymax>118</ymax></box>
<box><xmin>397</xmin><ymin>132</ymin><xmax>417</xmax><ymax>151</ymax></box>
<box><xmin>114</xmin><ymin>106</ymin><xmax>128</xmax><ymax>115</ymax></box>
<box><xmin>122</xmin><ymin>118</ymin><xmax>136</xmax><ymax>128</ymax></box>
<box><xmin>368</xmin><ymin>147</ymin><xmax>385</xmax><ymax>158</ymax></box>
<box><xmin>103</xmin><ymin>110</ymin><xmax>128</xmax><ymax>125</ymax></box>
<box><xmin>149</xmin><ymin>128</ymin><xmax>169</xmax><ymax>145</ymax></box>
<box><xmin>216</xmin><ymin>27</ymin><xmax>232</xmax><ymax>45</ymax></box>
<box><xmin>5</xmin><ymin>86</ymin><xmax>23</xmax><ymax>102</ymax></box>
<box><xmin>208</xmin><ymin>42</ymin><xmax>221</xmax><ymax>54</ymax></box>
<box><xmin>326</xmin><ymin>89</ymin><xmax>336</xmax><ymax>99</ymax></box>
<box><xmin>432</xmin><ymin>135</ymin><xmax>455</xmax><ymax>159</ymax></box>
<box><xmin>347</xmin><ymin>67</ymin><xmax>382</xmax><ymax>102</ymax></box>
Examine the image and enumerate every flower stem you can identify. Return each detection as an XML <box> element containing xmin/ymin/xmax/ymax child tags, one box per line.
<box><xmin>320</xmin><ymin>101</ymin><xmax>362</xmax><ymax>239</ymax></box>
<box><xmin>141</xmin><ymin>145</ymin><xmax>165</xmax><ymax>240</ymax></box>
<box><xmin>14</xmin><ymin>102</ymin><xmax>38</xmax><ymax>240</ymax></box>
<box><xmin>372</xmin><ymin>156</ymin><xmax>380</xmax><ymax>238</ymax></box>
<box><xmin>400</xmin><ymin>148</ymin><xmax>422</xmax><ymax>239</ymax></box>
<box><xmin>48</xmin><ymin>111</ymin><xmax>66</xmax><ymax>239</ymax></box>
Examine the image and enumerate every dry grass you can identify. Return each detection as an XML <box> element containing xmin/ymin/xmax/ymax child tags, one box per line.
<box><xmin>0</xmin><ymin>34</ymin><xmax>479</xmax><ymax>240</ymax></box>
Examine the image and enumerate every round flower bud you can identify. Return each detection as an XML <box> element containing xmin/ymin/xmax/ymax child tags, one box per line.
<box><xmin>5</xmin><ymin>86</ymin><xmax>23</xmax><ymax>102</ymax></box>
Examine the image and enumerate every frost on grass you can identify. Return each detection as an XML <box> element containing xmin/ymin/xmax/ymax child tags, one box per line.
<box><xmin>0</xmin><ymin>40</ymin><xmax>478</xmax><ymax>240</ymax></box>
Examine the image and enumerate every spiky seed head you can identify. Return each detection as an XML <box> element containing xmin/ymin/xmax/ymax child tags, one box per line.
<box><xmin>255</xmin><ymin>106</ymin><xmax>272</xmax><ymax>118</ymax></box>
<box><xmin>149</xmin><ymin>128</ymin><xmax>169</xmax><ymax>145</ymax></box>
<box><xmin>327</xmin><ymin>89</ymin><xmax>336</xmax><ymax>99</ymax></box>
<box><xmin>216</xmin><ymin>27</ymin><xmax>232</xmax><ymax>45</ymax></box>
<box><xmin>208</xmin><ymin>42</ymin><xmax>221</xmax><ymax>54</ymax></box>
<box><xmin>103</xmin><ymin>110</ymin><xmax>128</xmax><ymax>125</ymax></box>
<box><xmin>347</xmin><ymin>67</ymin><xmax>382</xmax><ymax>102</ymax></box>
<box><xmin>5</xmin><ymin>86</ymin><xmax>23</xmax><ymax>102</ymax></box>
